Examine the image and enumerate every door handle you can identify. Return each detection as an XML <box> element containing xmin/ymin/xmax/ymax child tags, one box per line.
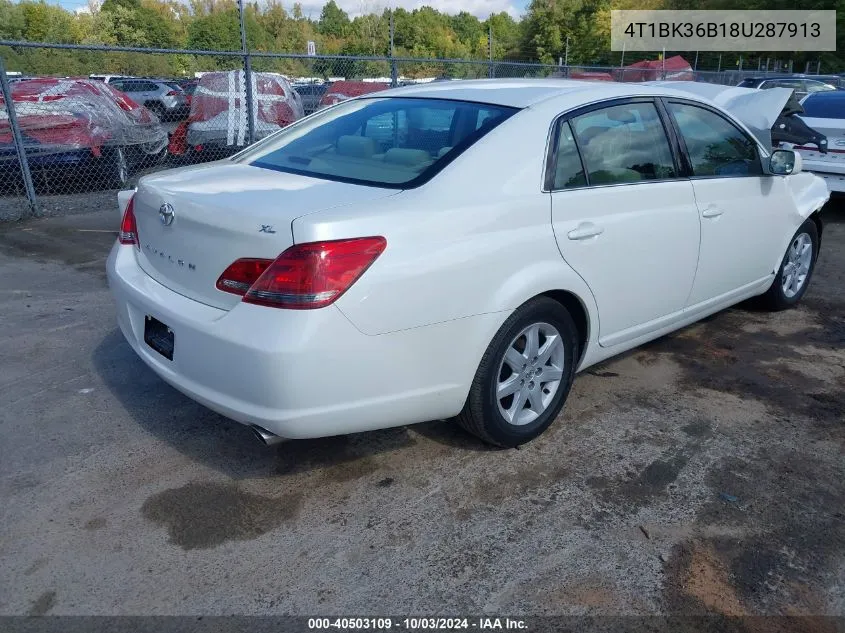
<box><xmin>701</xmin><ymin>206</ymin><xmax>724</xmax><ymax>218</ymax></box>
<box><xmin>567</xmin><ymin>223</ymin><xmax>604</xmax><ymax>241</ymax></box>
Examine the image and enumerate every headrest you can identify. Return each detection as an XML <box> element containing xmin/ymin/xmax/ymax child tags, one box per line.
<box><xmin>384</xmin><ymin>148</ymin><xmax>432</xmax><ymax>166</ymax></box>
<box><xmin>337</xmin><ymin>135</ymin><xmax>376</xmax><ymax>158</ymax></box>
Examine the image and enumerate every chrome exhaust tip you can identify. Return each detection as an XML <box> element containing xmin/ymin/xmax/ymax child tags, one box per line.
<box><xmin>250</xmin><ymin>425</ymin><xmax>286</xmax><ymax>446</ymax></box>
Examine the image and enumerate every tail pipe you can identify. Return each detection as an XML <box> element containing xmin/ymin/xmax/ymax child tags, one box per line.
<box><xmin>250</xmin><ymin>425</ymin><xmax>286</xmax><ymax>446</ymax></box>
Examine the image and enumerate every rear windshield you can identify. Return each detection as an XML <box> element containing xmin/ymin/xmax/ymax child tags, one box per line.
<box><xmin>239</xmin><ymin>97</ymin><xmax>517</xmax><ymax>188</ymax></box>
<box><xmin>801</xmin><ymin>93</ymin><xmax>845</xmax><ymax>119</ymax></box>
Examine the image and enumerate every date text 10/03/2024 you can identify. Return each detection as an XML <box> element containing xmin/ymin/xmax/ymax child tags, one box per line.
<box><xmin>307</xmin><ymin>618</ymin><xmax>528</xmax><ymax>630</ymax></box>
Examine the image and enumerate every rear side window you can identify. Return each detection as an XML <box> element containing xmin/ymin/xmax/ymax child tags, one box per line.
<box><xmin>667</xmin><ymin>102</ymin><xmax>762</xmax><ymax>177</ymax></box>
<box><xmin>551</xmin><ymin>121</ymin><xmax>586</xmax><ymax>189</ymax></box>
<box><xmin>801</xmin><ymin>94</ymin><xmax>845</xmax><ymax>119</ymax></box>
<box><xmin>242</xmin><ymin>97</ymin><xmax>517</xmax><ymax>188</ymax></box>
<box><xmin>570</xmin><ymin>102</ymin><xmax>676</xmax><ymax>185</ymax></box>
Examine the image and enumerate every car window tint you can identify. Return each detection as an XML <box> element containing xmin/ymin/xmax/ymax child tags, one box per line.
<box><xmin>805</xmin><ymin>80</ymin><xmax>835</xmax><ymax>93</ymax></box>
<box><xmin>245</xmin><ymin>98</ymin><xmax>516</xmax><ymax>188</ymax></box>
<box><xmin>571</xmin><ymin>102</ymin><xmax>676</xmax><ymax>185</ymax></box>
<box><xmin>668</xmin><ymin>102</ymin><xmax>762</xmax><ymax>177</ymax></box>
<box><xmin>552</xmin><ymin>120</ymin><xmax>586</xmax><ymax>189</ymax></box>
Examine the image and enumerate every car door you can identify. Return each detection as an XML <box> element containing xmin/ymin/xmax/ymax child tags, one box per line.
<box><xmin>664</xmin><ymin>100</ymin><xmax>791</xmax><ymax>306</ymax></box>
<box><xmin>549</xmin><ymin>99</ymin><xmax>701</xmax><ymax>347</ymax></box>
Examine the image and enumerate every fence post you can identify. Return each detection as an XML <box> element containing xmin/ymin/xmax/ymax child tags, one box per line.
<box><xmin>488</xmin><ymin>23</ymin><xmax>494</xmax><ymax>78</ymax></box>
<box><xmin>237</xmin><ymin>0</ymin><xmax>255</xmax><ymax>146</ymax></box>
<box><xmin>389</xmin><ymin>10</ymin><xmax>398</xmax><ymax>87</ymax></box>
<box><xmin>0</xmin><ymin>56</ymin><xmax>37</xmax><ymax>217</ymax></box>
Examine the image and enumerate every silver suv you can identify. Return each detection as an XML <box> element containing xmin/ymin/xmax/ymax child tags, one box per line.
<box><xmin>105</xmin><ymin>78</ymin><xmax>189</xmax><ymax>121</ymax></box>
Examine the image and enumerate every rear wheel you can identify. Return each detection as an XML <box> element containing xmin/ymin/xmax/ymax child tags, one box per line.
<box><xmin>456</xmin><ymin>297</ymin><xmax>579</xmax><ymax>447</ymax></box>
<box><xmin>760</xmin><ymin>218</ymin><xmax>819</xmax><ymax>311</ymax></box>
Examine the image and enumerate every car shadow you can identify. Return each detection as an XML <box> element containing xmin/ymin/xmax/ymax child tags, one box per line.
<box><xmin>92</xmin><ymin>329</ymin><xmax>489</xmax><ymax>479</ymax></box>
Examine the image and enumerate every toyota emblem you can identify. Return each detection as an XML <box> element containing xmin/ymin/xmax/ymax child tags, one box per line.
<box><xmin>159</xmin><ymin>203</ymin><xmax>175</xmax><ymax>226</ymax></box>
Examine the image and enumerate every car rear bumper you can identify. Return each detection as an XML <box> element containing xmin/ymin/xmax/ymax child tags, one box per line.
<box><xmin>107</xmin><ymin>243</ymin><xmax>500</xmax><ymax>439</ymax></box>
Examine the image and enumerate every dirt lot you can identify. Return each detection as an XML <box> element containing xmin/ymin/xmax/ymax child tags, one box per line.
<box><xmin>0</xmin><ymin>202</ymin><xmax>843</xmax><ymax>619</ymax></box>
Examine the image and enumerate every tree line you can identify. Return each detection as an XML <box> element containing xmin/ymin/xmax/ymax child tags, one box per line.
<box><xmin>0</xmin><ymin>0</ymin><xmax>842</xmax><ymax>80</ymax></box>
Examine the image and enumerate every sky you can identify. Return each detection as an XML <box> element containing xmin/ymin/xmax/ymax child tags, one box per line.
<box><xmin>58</xmin><ymin>0</ymin><xmax>532</xmax><ymax>19</ymax></box>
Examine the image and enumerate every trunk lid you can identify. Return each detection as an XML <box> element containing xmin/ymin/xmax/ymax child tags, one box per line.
<box><xmin>794</xmin><ymin>117</ymin><xmax>845</xmax><ymax>163</ymax></box>
<box><xmin>132</xmin><ymin>162</ymin><xmax>397</xmax><ymax>310</ymax></box>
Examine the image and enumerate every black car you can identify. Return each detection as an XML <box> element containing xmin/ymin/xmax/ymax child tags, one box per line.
<box><xmin>292</xmin><ymin>83</ymin><xmax>329</xmax><ymax>115</ymax></box>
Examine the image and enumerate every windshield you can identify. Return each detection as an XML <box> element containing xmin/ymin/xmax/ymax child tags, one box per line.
<box><xmin>801</xmin><ymin>93</ymin><xmax>845</xmax><ymax>119</ymax></box>
<box><xmin>237</xmin><ymin>97</ymin><xmax>517</xmax><ymax>188</ymax></box>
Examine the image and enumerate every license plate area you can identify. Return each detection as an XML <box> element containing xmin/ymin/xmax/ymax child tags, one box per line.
<box><xmin>144</xmin><ymin>315</ymin><xmax>174</xmax><ymax>361</ymax></box>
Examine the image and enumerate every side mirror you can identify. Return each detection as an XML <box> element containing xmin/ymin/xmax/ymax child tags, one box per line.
<box><xmin>769</xmin><ymin>149</ymin><xmax>802</xmax><ymax>175</ymax></box>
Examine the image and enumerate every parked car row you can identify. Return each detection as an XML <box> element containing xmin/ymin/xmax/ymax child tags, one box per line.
<box><xmin>2</xmin><ymin>72</ymin><xmax>841</xmax><ymax>197</ymax></box>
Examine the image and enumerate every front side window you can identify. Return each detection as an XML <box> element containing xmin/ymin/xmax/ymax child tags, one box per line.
<box><xmin>667</xmin><ymin>102</ymin><xmax>762</xmax><ymax>177</ymax></box>
<box><xmin>241</xmin><ymin>97</ymin><xmax>516</xmax><ymax>188</ymax></box>
<box><xmin>570</xmin><ymin>102</ymin><xmax>677</xmax><ymax>185</ymax></box>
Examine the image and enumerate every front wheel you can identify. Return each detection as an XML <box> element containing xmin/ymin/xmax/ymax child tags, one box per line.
<box><xmin>104</xmin><ymin>147</ymin><xmax>130</xmax><ymax>189</ymax></box>
<box><xmin>760</xmin><ymin>218</ymin><xmax>819</xmax><ymax>311</ymax></box>
<box><xmin>456</xmin><ymin>297</ymin><xmax>579</xmax><ymax>448</ymax></box>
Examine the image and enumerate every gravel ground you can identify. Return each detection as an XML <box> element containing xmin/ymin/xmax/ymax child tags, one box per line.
<box><xmin>0</xmin><ymin>200</ymin><xmax>842</xmax><ymax>620</ymax></box>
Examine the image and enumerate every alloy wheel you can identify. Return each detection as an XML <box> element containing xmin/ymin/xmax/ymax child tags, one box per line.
<box><xmin>782</xmin><ymin>232</ymin><xmax>813</xmax><ymax>298</ymax></box>
<box><xmin>495</xmin><ymin>322</ymin><xmax>566</xmax><ymax>426</ymax></box>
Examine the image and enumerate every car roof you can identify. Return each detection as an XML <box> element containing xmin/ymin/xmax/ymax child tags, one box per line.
<box><xmin>372</xmin><ymin>78</ymin><xmax>743</xmax><ymax>109</ymax></box>
<box><xmin>803</xmin><ymin>89</ymin><xmax>845</xmax><ymax>99</ymax></box>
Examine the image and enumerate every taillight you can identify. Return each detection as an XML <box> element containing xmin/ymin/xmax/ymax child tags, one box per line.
<box><xmin>118</xmin><ymin>195</ymin><xmax>138</xmax><ymax>247</ymax></box>
<box><xmin>216</xmin><ymin>237</ymin><xmax>386</xmax><ymax>309</ymax></box>
<box><xmin>215</xmin><ymin>258</ymin><xmax>273</xmax><ymax>295</ymax></box>
<box><xmin>166</xmin><ymin>90</ymin><xmax>180</xmax><ymax>96</ymax></box>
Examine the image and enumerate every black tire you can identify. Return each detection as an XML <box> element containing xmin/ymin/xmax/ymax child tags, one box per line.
<box><xmin>104</xmin><ymin>147</ymin><xmax>130</xmax><ymax>189</ymax></box>
<box><xmin>759</xmin><ymin>218</ymin><xmax>819</xmax><ymax>311</ymax></box>
<box><xmin>147</xmin><ymin>103</ymin><xmax>166</xmax><ymax>121</ymax></box>
<box><xmin>456</xmin><ymin>297</ymin><xmax>579</xmax><ymax>448</ymax></box>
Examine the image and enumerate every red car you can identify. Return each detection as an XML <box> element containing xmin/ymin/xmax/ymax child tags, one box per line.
<box><xmin>318</xmin><ymin>81</ymin><xmax>390</xmax><ymax>109</ymax></box>
<box><xmin>169</xmin><ymin>71</ymin><xmax>304</xmax><ymax>158</ymax></box>
<box><xmin>0</xmin><ymin>77</ymin><xmax>167</xmax><ymax>188</ymax></box>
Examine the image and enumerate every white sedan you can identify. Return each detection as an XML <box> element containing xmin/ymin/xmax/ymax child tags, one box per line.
<box><xmin>107</xmin><ymin>79</ymin><xmax>830</xmax><ymax>448</ymax></box>
<box><xmin>789</xmin><ymin>90</ymin><xmax>845</xmax><ymax>192</ymax></box>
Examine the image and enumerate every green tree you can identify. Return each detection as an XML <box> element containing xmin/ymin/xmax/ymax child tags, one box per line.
<box><xmin>318</xmin><ymin>0</ymin><xmax>349</xmax><ymax>39</ymax></box>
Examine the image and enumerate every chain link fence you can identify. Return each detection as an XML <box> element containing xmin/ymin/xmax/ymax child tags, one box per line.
<box><xmin>0</xmin><ymin>40</ymin><xmax>835</xmax><ymax>220</ymax></box>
